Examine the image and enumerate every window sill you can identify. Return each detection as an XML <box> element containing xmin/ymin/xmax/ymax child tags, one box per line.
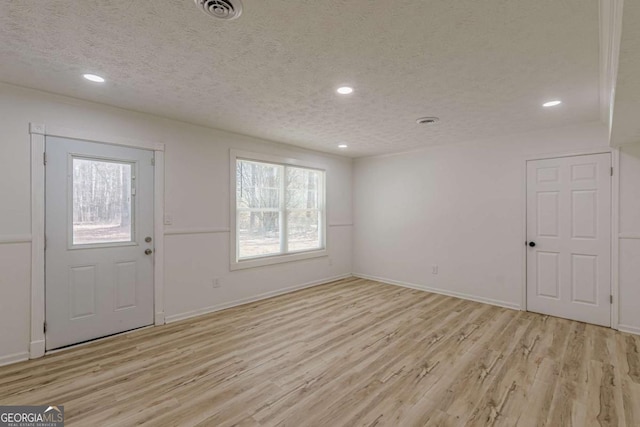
<box><xmin>230</xmin><ymin>249</ymin><xmax>328</xmax><ymax>271</ymax></box>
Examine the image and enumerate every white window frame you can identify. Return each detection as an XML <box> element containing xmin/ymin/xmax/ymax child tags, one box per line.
<box><xmin>230</xmin><ymin>149</ymin><xmax>327</xmax><ymax>270</ymax></box>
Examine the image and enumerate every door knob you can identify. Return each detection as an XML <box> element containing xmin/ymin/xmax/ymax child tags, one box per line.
<box><xmin>145</xmin><ymin>249</ymin><xmax>153</xmax><ymax>255</ymax></box>
<box><xmin>529</xmin><ymin>242</ymin><xmax>536</xmax><ymax>247</ymax></box>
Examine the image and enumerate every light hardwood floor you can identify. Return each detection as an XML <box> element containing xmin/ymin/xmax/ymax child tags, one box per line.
<box><xmin>1</xmin><ymin>277</ymin><xmax>639</xmax><ymax>426</ymax></box>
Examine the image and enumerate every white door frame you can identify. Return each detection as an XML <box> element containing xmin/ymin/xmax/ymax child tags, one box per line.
<box><xmin>29</xmin><ymin>123</ymin><xmax>166</xmax><ymax>359</ymax></box>
<box><xmin>521</xmin><ymin>147</ymin><xmax>620</xmax><ymax>330</ymax></box>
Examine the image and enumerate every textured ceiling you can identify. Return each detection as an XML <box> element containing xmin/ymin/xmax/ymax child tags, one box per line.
<box><xmin>611</xmin><ymin>0</ymin><xmax>640</xmax><ymax>146</ymax></box>
<box><xmin>0</xmin><ymin>0</ymin><xmax>600</xmax><ymax>157</ymax></box>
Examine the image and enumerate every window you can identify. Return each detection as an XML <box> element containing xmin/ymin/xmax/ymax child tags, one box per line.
<box><xmin>72</xmin><ymin>157</ymin><xmax>134</xmax><ymax>245</ymax></box>
<box><xmin>231</xmin><ymin>151</ymin><xmax>326</xmax><ymax>269</ymax></box>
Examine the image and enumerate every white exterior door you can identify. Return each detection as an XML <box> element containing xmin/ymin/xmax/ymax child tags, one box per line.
<box><xmin>45</xmin><ymin>136</ymin><xmax>155</xmax><ymax>350</ymax></box>
<box><xmin>526</xmin><ymin>153</ymin><xmax>611</xmax><ymax>327</ymax></box>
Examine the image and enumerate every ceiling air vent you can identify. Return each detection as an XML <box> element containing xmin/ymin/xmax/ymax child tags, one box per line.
<box><xmin>195</xmin><ymin>0</ymin><xmax>243</xmax><ymax>20</ymax></box>
<box><xmin>416</xmin><ymin>117</ymin><xmax>440</xmax><ymax>125</ymax></box>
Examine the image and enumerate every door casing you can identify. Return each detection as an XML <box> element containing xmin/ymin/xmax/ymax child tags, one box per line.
<box><xmin>522</xmin><ymin>148</ymin><xmax>620</xmax><ymax>330</ymax></box>
<box><xmin>29</xmin><ymin>123</ymin><xmax>165</xmax><ymax>359</ymax></box>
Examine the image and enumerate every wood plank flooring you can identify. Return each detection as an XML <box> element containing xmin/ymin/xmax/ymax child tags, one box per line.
<box><xmin>1</xmin><ymin>277</ymin><xmax>639</xmax><ymax>426</ymax></box>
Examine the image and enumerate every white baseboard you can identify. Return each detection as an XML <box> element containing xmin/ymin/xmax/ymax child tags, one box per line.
<box><xmin>29</xmin><ymin>339</ymin><xmax>45</xmax><ymax>359</ymax></box>
<box><xmin>617</xmin><ymin>324</ymin><xmax>640</xmax><ymax>336</ymax></box>
<box><xmin>0</xmin><ymin>351</ymin><xmax>29</xmax><ymax>367</ymax></box>
<box><xmin>155</xmin><ymin>312</ymin><xmax>166</xmax><ymax>326</ymax></box>
<box><xmin>352</xmin><ymin>273</ymin><xmax>521</xmax><ymax>311</ymax></box>
<box><xmin>165</xmin><ymin>274</ymin><xmax>353</xmax><ymax>324</ymax></box>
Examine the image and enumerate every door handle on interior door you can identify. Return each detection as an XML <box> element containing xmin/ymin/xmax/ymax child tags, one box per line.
<box><xmin>145</xmin><ymin>249</ymin><xmax>153</xmax><ymax>255</ymax></box>
<box><xmin>529</xmin><ymin>242</ymin><xmax>536</xmax><ymax>247</ymax></box>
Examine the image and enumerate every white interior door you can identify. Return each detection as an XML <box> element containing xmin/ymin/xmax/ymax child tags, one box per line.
<box><xmin>45</xmin><ymin>136</ymin><xmax>155</xmax><ymax>350</ymax></box>
<box><xmin>526</xmin><ymin>153</ymin><xmax>611</xmax><ymax>327</ymax></box>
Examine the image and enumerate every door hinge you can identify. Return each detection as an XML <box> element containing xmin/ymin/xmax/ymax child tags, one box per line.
<box><xmin>44</xmin><ymin>234</ymin><xmax>47</xmax><ymax>251</ymax></box>
<box><xmin>610</xmin><ymin>295</ymin><xmax>613</xmax><ymax>304</ymax></box>
<box><xmin>43</xmin><ymin>152</ymin><xmax>47</xmax><ymax>166</ymax></box>
<box><xmin>151</xmin><ymin>157</ymin><xmax>155</xmax><ymax>166</ymax></box>
<box><xmin>611</xmin><ymin>167</ymin><xmax>613</xmax><ymax>176</ymax></box>
<box><xmin>43</xmin><ymin>322</ymin><xmax>47</xmax><ymax>334</ymax></box>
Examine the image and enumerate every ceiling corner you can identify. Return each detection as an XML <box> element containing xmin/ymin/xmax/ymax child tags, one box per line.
<box><xmin>599</xmin><ymin>0</ymin><xmax>624</xmax><ymax>135</ymax></box>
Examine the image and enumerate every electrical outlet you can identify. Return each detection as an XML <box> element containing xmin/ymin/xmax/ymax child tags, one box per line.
<box><xmin>164</xmin><ymin>214</ymin><xmax>173</xmax><ymax>226</ymax></box>
<box><xmin>432</xmin><ymin>265</ymin><xmax>438</xmax><ymax>275</ymax></box>
<box><xmin>212</xmin><ymin>278</ymin><xmax>221</xmax><ymax>288</ymax></box>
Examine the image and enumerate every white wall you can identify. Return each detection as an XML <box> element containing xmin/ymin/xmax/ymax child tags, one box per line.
<box><xmin>2</xmin><ymin>81</ymin><xmax>638</xmax><ymax>366</ymax></box>
<box><xmin>618</xmin><ymin>142</ymin><xmax>640</xmax><ymax>334</ymax></box>
<box><xmin>353</xmin><ymin>122</ymin><xmax>616</xmax><ymax>310</ymax></box>
<box><xmin>0</xmin><ymin>83</ymin><xmax>352</xmax><ymax>365</ymax></box>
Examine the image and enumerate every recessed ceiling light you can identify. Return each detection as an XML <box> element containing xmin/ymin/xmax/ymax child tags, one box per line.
<box><xmin>83</xmin><ymin>74</ymin><xmax>105</xmax><ymax>83</ymax></box>
<box><xmin>542</xmin><ymin>100</ymin><xmax>562</xmax><ymax>107</ymax></box>
<box><xmin>337</xmin><ymin>86</ymin><xmax>353</xmax><ymax>95</ymax></box>
<box><xmin>338</xmin><ymin>144</ymin><xmax>348</xmax><ymax>149</ymax></box>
